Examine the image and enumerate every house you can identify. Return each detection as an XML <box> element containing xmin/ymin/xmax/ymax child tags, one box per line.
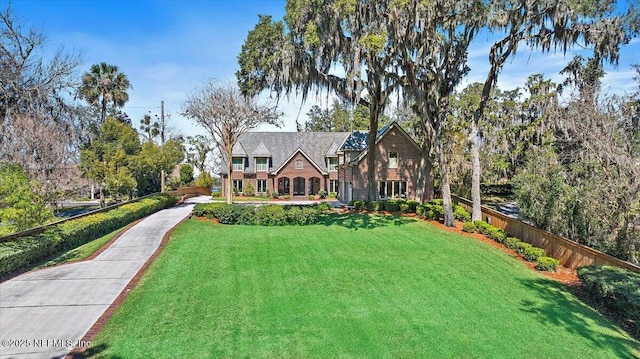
<box><xmin>219</xmin><ymin>121</ymin><xmax>421</xmax><ymax>202</ymax></box>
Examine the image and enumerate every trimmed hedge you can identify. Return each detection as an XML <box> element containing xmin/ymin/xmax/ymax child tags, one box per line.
<box><xmin>578</xmin><ymin>265</ymin><xmax>640</xmax><ymax>327</ymax></box>
<box><xmin>193</xmin><ymin>203</ymin><xmax>328</xmax><ymax>226</ymax></box>
<box><xmin>524</xmin><ymin>247</ymin><xmax>546</xmax><ymax>262</ymax></box>
<box><xmin>535</xmin><ymin>256</ymin><xmax>559</xmax><ymax>271</ymax></box>
<box><xmin>462</xmin><ymin>221</ymin><xmax>476</xmax><ymax>233</ymax></box>
<box><xmin>0</xmin><ymin>193</ymin><xmax>177</xmax><ymax>276</ymax></box>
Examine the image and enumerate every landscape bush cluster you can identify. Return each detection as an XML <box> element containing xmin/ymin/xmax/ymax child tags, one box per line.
<box><xmin>0</xmin><ymin>193</ymin><xmax>177</xmax><ymax>276</ymax></box>
<box><xmin>469</xmin><ymin>219</ymin><xmax>559</xmax><ymax>271</ymax></box>
<box><xmin>349</xmin><ymin>199</ymin><xmax>423</xmax><ymax>214</ymax></box>
<box><xmin>193</xmin><ymin>202</ymin><xmax>330</xmax><ymax>226</ymax></box>
<box><xmin>577</xmin><ymin>265</ymin><xmax>640</xmax><ymax>332</ymax></box>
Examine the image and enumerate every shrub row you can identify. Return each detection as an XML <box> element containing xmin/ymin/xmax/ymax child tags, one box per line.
<box><xmin>193</xmin><ymin>203</ymin><xmax>330</xmax><ymax>226</ymax></box>
<box><xmin>349</xmin><ymin>199</ymin><xmax>420</xmax><ymax>214</ymax></box>
<box><xmin>0</xmin><ymin>193</ymin><xmax>177</xmax><ymax>276</ymax></box>
<box><xmin>466</xmin><ymin>219</ymin><xmax>559</xmax><ymax>272</ymax></box>
<box><xmin>415</xmin><ymin>199</ymin><xmax>470</xmax><ymax>222</ymax></box>
<box><xmin>577</xmin><ymin>265</ymin><xmax>640</xmax><ymax>330</ymax></box>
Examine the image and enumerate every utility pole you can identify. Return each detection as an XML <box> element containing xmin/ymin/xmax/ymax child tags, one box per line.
<box><xmin>160</xmin><ymin>100</ymin><xmax>166</xmax><ymax>193</ymax></box>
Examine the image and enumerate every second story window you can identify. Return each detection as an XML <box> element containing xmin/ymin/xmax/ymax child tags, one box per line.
<box><xmin>389</xmin><ymin>151</ymin><xmax>398</xmax><ymax>168</ymax></box>
<box><xmin>232</xmin><ymin>157</ymin><xmax>244</xmax><ymax>172</ymax></box>
<box><xmin>328</xmin><ymin>157</ymin><xmax>338</xmax><ymax>172</ymax></box>
<box><xmin>256</xmin><ymin>157</ymin><xmax>268</xmax><ymax>172</ymax></box>
<box><xmin>295</xmin><ymin>160</ymin><xmax>303</xmax><ymax>169</ymax></box>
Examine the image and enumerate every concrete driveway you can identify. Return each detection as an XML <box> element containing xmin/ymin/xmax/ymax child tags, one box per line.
<box><xmin>0</xmin><ymin>196</ymin><xmax>210</xmax><ymax>359</ymax></box>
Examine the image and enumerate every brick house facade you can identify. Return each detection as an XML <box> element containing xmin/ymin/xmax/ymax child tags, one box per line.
<box><xmin>220</xmin><ymin>122</ymin><xmax>420</xmax><ymax>202</ymax></box>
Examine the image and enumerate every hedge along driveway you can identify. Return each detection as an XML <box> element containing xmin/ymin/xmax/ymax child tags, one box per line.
<box><xmin>86</xmin><ymin>216</ymin><xmax>640</xmax><ymax>358</ymax></box>
<box><xmin>0</xmin><ymin>197</ymin><xmax>206</xmax><ymax>359</ymax></box>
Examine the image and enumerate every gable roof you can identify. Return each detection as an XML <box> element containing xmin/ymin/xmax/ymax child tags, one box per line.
<box><xmin>220</xmin><ymin>131</ymin><xmax>351</xmax><ymax>175</ymax></box>
<box><xmin>272</xmin><ymin>147</ymin><xmax>327</xmax><ymax>175</ymax></box>
<box><xmin>349</xmin><ymin>121</ymin><xmax>420</xmax><ymax>165</ymax></box>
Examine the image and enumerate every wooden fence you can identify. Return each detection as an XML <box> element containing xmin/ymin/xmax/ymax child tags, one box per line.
<box><xmin>168</xmin><ymin>186</ymin><xmax>211</xmax><ymax>198</ymax></box>
<box><xmin>453</xmin><ymin>195</ymin><xmax>640</xmax><ymax>273</ymax></box>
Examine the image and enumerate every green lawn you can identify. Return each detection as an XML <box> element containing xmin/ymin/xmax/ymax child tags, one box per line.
<box><xmin>85</xmin><ymin>214</ymin><xmax>639</xmax><ymax>358</ymax></box>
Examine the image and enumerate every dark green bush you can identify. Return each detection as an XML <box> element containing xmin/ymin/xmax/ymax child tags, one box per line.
<box><xmin>462</xmin><ymin>221</ymin><xmax>476</xmax><ymax>233</ymax></box>
<box><xmin>418</xmin><ymin>201</ymin><xmax>444</xmax><ymax>220</ymax></box>
<box><xmin>254</xmin><ymin>205</ymin><xmax>287</xmax><ymax>226</ymax></box>
<box><xmin>536</xmin><ymin>256</ymin><xmax>560</xmax><ymax>271</ymax></box>
<box><xmin>578</xmin><ymin>265</ymin><xmax>640</xmax><ymax>326</ymax></box>
<box><xmin>399</xmin><ymin>203</ymin><xmax>410</xmax><ymax>213</ymax></box>
<box><xmin>384</xmin><ymin>200</ymin><xmax>401</xmax><ymax>212</ymax></box>
<box><xmin>351</xmin><ymin>200</ymin><xmax>367</xmax><ymax>211</ymax></box>
<box><xmin>368</xmin><ymin>201</ymin><xmax>382</xmax><ymax>212</ymax></box>
<box><xmin>407</xmin><ymin>200</ymin><xmax>420</xmax><ymax>213</ymax></box>
<box><xmin>193</xmin><ymin>203</ymin><xmax>328</xmax><ymax>226</ymax></box>
<box><xmin>0</xmin><ymin>193</ymin><xmax>177</xmax><ymax>276</ymax></box>
<box><xmin>524</xmin><ymin>247</ymin><xmax>546</xmax><ymax>262</ymax></box>
<box><xmin>504</xmin><ymin>236</ymin><xmax>521</xmax><ymax>250</ymax></box>
<box><xmin>453</xmin><ymin>205</ymin><xmax>471</xmax><ymax>222</ymax></box>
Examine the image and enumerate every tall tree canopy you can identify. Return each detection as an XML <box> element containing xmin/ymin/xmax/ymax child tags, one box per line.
<box><xmin>79</xmin><ymin>62</ymin><xmax>131</xmax><ymax>124</ymax></box>
<box><xmin>1</xmin><ymin>6</ymin><xmax>83</xmax><ymax>204</ymax></box>
<box><xmin>182</xmin><ymin>82</ymin><xmax>280</xmax><ymax>204</ymax></box>
<box><xmin>237</xmin><ymin>1</ymin><xmax>401</xmax><ymax>201</ymax></box>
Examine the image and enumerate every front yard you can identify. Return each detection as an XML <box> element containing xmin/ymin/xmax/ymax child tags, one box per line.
<box><xmin>85</xmin><ymin>214</ymin><xmax>639</xmax><ymax>358</ymax></box>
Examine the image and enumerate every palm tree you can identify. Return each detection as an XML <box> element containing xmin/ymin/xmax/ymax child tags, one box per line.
<box><xmin>79</xmin><ymin>62</ymin><xmax>131</xmax><ymax>123</ymax></box>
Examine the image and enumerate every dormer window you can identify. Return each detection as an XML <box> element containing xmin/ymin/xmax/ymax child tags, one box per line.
<box><xmin>232</xmin><ymin>157</ymin><xmax>244</xmax><ymax>172</ymax></box>
<box><xmin>389</xmin><ymin>151</ymin><xmax>398</xmax><ymax>168</ymax></box>
<box><xmin>256</xmin><ymin>157</ymin><xmax>268</xmax><ymax>172</ymax></box>
<box><xmin>328</xmin><ymin>157</ymin><xmax>338</xmax><ymax>172</ymax></box>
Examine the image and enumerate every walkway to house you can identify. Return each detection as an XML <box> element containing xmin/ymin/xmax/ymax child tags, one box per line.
<box><xmin>0</xmin><ymin>196</ymin><xmax>211</xmax><ymax>359</ymax></box>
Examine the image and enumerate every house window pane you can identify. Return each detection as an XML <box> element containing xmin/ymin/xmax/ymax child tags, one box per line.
<box><xmin>329</xmin><ymin>180</ymin><xmax>338</xmax><ymax>193</ymax></box>
<box><xmin>401</xmin><ymin>181</ymin><xmax>407</xmax><ymax>197</ymax></box>
<box><xmin>233</xmin><ymin>180</ymin><xmax>243</xmax><ymax>193</ymax></box>
<box><xmin>379</xmin><ymin>181</ymin><xmax>387</xmax><ymax>198</ymax></box>
<box><xmin>232</xmin><ymin>158</ymin><xmax>244</xmax><ymax>171</ymax></box>
<box><xmin>257</xmin><ymin>179</ymin><xmax>267</xmax><ymax>193</ymax></box>
<box><xmin>295</xmin><ymin>160</ymin><xmax>303</xmax><ymax>169</ymax></box>
<box><xmin>393</xmin><ymin>181</ymin><xmax>400</xmax><ymax>197</ymax></box>
<box><xmin>389</xmin><ymin>151</ymin><xmax>398</xmax><ymax>168</ymax></box>
<box><xmin>256</xmin><ymin>158</ymin><xmax>268</xmax><ymax>172</ymax></box>
<box><xmin>328</xmin><ymin>157</ymin><xmax>338</xmax><ymax>171</ymax></box>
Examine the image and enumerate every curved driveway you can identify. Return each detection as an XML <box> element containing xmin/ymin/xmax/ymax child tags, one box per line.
<box><xmin>0</xmin><ymin>196</ymin><xmax>210</xmax><ymax>359</ymax></box>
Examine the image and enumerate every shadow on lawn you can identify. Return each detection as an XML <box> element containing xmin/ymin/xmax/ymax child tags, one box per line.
<box><xmin>519</xmin><ymin>277</ymin><xmax>639</xmax><ymax>358</ymax></box>
<box><xmin>319</xmin><ymin>212</ymin><xmax>417</xmax><ymax>229</ymax></box>
<box><xmin>65</xmin><ymin>343</ymin><xmax>124</xmax><ymax>359</ymax></box>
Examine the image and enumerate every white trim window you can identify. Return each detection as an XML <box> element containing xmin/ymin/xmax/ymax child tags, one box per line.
<box><xmin>379</xmin><ymin>180</ymin><xmax>407</xmax><ymax>199</ymax></box>
<box><xmin>389</xmin><ymin>151</ymin><xmax>398</xmax><ymax>169</ymax></box>
<box><xmin>257</xmin><ymin>179</ymin><xmax>267</xmax><ymax>193</ymax></box>
<box><xmin>232</xmin><ymin>157</ymin><xmax>244</xmax><ymax>172</ymax></box>
<box><xmin>295</xmin><ymin>160</ymin><xmax>303</xmax><ymax>169</ymax></box>
<box><xmin>256</xmin><ymin>157</ymin><xmax>268</xmax><ymax>172</ymax></box>
<box><xmin>328</xmin><ymin>157</ymin><xmax>338</xmax><ymax>172</ymax></box>
<box><xmin>233</xmin><ymin>179</ymin><xmax>243</xmax><ymax>193</ymax></box>
<box><xmin>329</xmin><ymin>180</ymin><xmax>339</xmax><ymax>193</ymax></box>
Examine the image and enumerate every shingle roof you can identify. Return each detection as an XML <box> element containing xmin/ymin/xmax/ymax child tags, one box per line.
<box><xmin>252</xmin><ymin>142</ymin><xmax>271</xmax><ymax>156</ymax></box>
<box><xmin>220</xmin><ymin>131</ymin><xmax>352</xmax><ymax>174</ymax></box>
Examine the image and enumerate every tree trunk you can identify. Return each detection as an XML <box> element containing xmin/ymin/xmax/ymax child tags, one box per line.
<box><xmin>101</xmin><ymin>98</ymin><xmax>107</xmax><ymax>123</ymax></box>
<box><xmin>366</xmin><ymin>102</ymin><xmax>380</xmax><ymax>202</ymax></box>
<box><xmin>437</xmin><ymin>138</ymin><xmax>455</xmax><ymax>226</ymax></box>
<box><xmin>227</xmin><ymin>159</ymin><xmax>233</xmax><ymax>205</ymax></box>
<box><xmin>416</xmin><ymin>142</ymin><xmax>434</xmax><ymax>203</ymax></box>
<box><xmin>470</xmin><ymin>121</ymin><xmax>482</xmax><ymax>221</ymax></box>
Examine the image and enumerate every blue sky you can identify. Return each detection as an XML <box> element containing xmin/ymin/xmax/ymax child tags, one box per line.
<box><xmin>6</xmin><ymin>0</ymin><xmax>639</xmax><ymax>136</ymax></box>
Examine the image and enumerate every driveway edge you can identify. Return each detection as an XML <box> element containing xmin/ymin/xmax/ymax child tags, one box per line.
<box><xmin>66</xmin><ymin>215</ymin><xmax>191</xmax><ymax>358</ymax></box>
